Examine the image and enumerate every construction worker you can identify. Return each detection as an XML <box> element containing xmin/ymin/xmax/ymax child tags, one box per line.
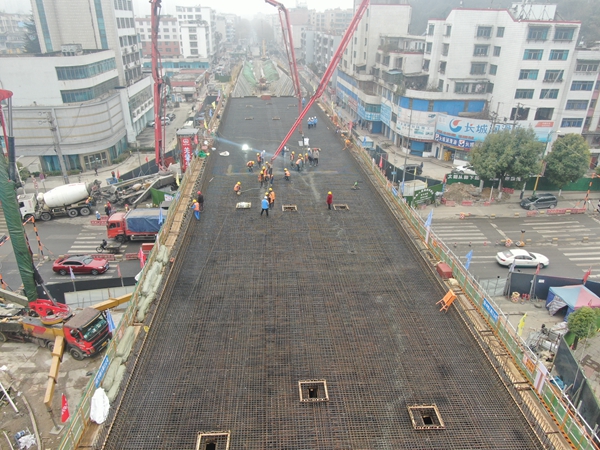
<box><xmin>290</xmin><ymin>151</ymin><xmax>295</xmax><ymax>164</ymax></box>
<box><xmin>247</xmin><ymin>160</ymin><xmax>254</xmax><ymax>172</ymax></box>
<box><xmin>269</xmin><ymin>172</ymin><xmax>274</xmax><ymax>186</ymax></box>
<box><xmin>234</xmin><ymin>181</ymin><xmax>242</xmax><ymax>195</ymax></box>
<box><xmin>95</xmin><ymin>211</ymin><xmax>101</xmax><ymax>220</ymax></box>
<box><xmin>191</xmin><ymin>200</ymin><xmax>200</xmax><ymax>220</ymax></box>
<box><xmin>326</xmin><ymin>191</ymin><xmax>333</xmax><ymax>210</ymax></box>
<box><xmin>284</xmin><ymin>168</ymin><xmax>291</xmax><ymax>181</ymax></box>
<box><xmin>313</xmin><ymin>148</ymin><xmax>319</xmax><ymax>167</ymax></box>
<box><xmin>258</xmin><ymin>171</ymin><xmax>265</xmax><ymax>188</ymax></box>
<box><xmin>261</xmin><ymin>196</ymin><xmax>269</xmax><ymax>217</ymax></box>
<box><xmin>344</xmin><ymin>139</ymin><xmax>351</xmax><ymax>150</ymax></box>
<box><xmin>304</xmin><ymin>152</ymin><xmax>309</xmax><ymax>166</ymax></box>
<box><xmin>268</xmin><ymin>188</ymin><xmax>275</xmax><ymax>209</ymax></box>
<box><xmin>197</xmin><ymin>191</ymin><xmax>204</xmax><ymax>211</ymax></box>
<box><xmin>296</xmin><ymin>155</ymin><xmax>303</xmax><ymax>172</ymax></box>
<box><xmin>256</xmin><ymin>152</ymin><xmax>262</xmax><ymax>165</ymax></box>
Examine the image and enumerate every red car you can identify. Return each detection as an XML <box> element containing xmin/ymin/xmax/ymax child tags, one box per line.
<box><xmin>52</xmin><ymin>255</ymin><xmax>110</xmax><ymax>276</ymax></box>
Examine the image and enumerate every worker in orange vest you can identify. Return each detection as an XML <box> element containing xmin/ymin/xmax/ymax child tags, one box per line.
<box><xmin>284</xmin><ymin>168</ymin><xmax>291</xmax><ymax>181</ymax></box>
<box><xmin>296</xmin><ymin>155</ymin><xmax>303</xmax><ymax>172</ymax></box>
<box><xmin>234</xmin><ymin>181</ymin><xmax>242</xmax><ymax>195</ymax></box>
<box><xmin>268</xmin><ymin>188</ymin><xmax>275</xmax><ymax>209</ymax></box>
<box><xmin>191</xmin><ymin>200</ymin><xmax>200</xmax><ymax>220</ymax></box>
<box><xmin>258</xmin><ymin>171</ymin><xmax>265</xmax><ymax>188</ymax></box>
<box><xmin>247</xmin><ymin>160</ymin><xmax>254</xmax><ymax>172</ymax></box>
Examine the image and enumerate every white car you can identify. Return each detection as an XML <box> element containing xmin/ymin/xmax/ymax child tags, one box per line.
<box><xmin>452</xmin><ymin>164</ymin><xmax>477</xmax><ymax>175</ymax></box>
<box><xmin>496</xmin><ymin>249</ymin><xmax>549</xmax><ymax>268</ymax></box>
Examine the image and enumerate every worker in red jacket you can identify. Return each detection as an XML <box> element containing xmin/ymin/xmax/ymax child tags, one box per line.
<box><xmin>326</xmin><ymin>191</ymin><xmax>333</xmax><ymax>210</ymax></box>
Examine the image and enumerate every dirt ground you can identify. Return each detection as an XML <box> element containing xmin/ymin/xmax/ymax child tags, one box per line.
<box><xmin>1</xmin><ymin>340</ymin><xmax>103</xmax><ymax>450</ymax></box>
<box><xmin>443</xmin><ymin>182</ymin><xmax>511</xmax><ymax>203</ymax></box>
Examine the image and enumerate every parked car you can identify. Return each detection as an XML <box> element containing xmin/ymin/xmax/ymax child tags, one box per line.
<box><xmin>147</xmin><ymin>121</ymin><xmax>155</xmax><ymax>128</ymax></box>
<box><xmin>496</xmin><ymin>249</ymin><xmax>549</xmax><ymax>268</ymax></box>
<box><xmin>452</xmin><ymin>164</ymin><xmax>477</xmax><ymax>175</ymax></box>
<box><xmin>166</xmin><ymin>113</ymin><xmax>176</xmax><ymax>121</ymax></box>
<box><xmin>53</xmin><ymin>255</ymin><xmax>110</xmax><ymax>276</ymax></box>
<box><xmin>520</xmin><ymin>193</ymin><xmax>558</xmax><ymax>210</ymax></box>
<box><xmin>400</xmin><ymin>164</ymin><xmax>423</xmax><ymax>176</ymax></box>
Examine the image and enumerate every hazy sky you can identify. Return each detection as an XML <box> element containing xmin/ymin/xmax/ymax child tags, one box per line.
<box><xmin>0</xmin><ymin>0</ymin><xmax>356</xmax><ymax>17</ymax></box>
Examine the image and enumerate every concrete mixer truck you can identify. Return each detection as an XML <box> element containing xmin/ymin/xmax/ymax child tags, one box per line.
<box><xmin>18</xmin><ymin>181</ymin><xmax>101</xmax><ymax>221</ymax></box>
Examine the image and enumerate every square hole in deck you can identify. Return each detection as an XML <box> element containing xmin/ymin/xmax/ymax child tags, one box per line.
<box><xmin>195</xmin><ymin>431</ymin><xmax>230</xmax><ymax>450</ymax></box>
<box><xmin>407</xmin><ymin>404</ymin><xmax>445</xmax><ymax>430</ymax></box>
<box><xmin>333</xmin><ymin>204</ymin><xmax>349</xmax><ymax>210</ymax></box>
<box><xmin>236</xmin><ymin>202</ymin><xmax>251</xmax><ymax>209</ymax></box>
<box><xmin>298</xmin><ymin>379</ymin><xmax>329</xmax><ymax>402</ymax></box>
<box><xmin>282</xmin><ymin>204</ymin><xmax>298</xmax><ymax>212</ymax></box>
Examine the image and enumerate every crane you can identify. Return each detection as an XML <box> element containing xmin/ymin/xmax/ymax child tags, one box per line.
<box><xmin>150</xmin><ymin>0</ymin><xmax>166</xmax><ymax>170</ymax></box>
<box><xmin>265</xmin><ymin>0</ymin><xmax>303</xmax><ymax>132</ymax></box>
<box><xmin>271</xmin><ymin>0</ymin><xmax>370</xmax><ymax>162</ymax></box>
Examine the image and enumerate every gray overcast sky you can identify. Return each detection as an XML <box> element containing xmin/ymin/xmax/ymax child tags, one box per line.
<box><xmin>0</xmin><ymin>0</ymin><xmax>355</xmax><ymax>17</ymax></box>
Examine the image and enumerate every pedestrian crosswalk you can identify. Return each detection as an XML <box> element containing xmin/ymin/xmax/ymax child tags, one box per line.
<box><xmin>432</xmin><ymin>222</ymin><xmax>491</xmax><ymax>245</ymax></box>
<box><xmin>66</xmin><ymin>224</ymin><xmax>128</xmax><ymax>255</ymax></box>
<box><xmin>522</xmin><ymin>220</ymin><xmax>595</xmax><ymax>239</ymax></box>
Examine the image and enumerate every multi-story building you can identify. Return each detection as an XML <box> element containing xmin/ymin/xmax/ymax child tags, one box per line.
<box><xmin>175</xmin><ymin>5</ymin><xmax>216</xmax><ymax>61</ymax></box>
<box><xmin>136</xmin><ymin>16</ymin><xmax>181</xmax><ymax>58</ymax></box>
<box><xmin>310</xmin><ymin>8</ymin><xmax>353</xmax><ymax>34</ymax></box>
<box><xmin>0</xmin><ymin>12</ymin><xmax>28</xmax><ymax>54</ymax></box>
<box><xmin>11</xmin><ymin>0</ymin><xmax>154</xmax><ymax>172</ymax></box>
<box><xmin>336</xmin><ymin>2</ymin><xmax>600</xmax><ymax>162</ymax></box>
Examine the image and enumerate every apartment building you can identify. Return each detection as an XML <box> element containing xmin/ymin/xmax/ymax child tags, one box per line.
<box><xmin>136</xmin><ymin>16</ymin><xmax>181</xmax><ymax>58</ymax></box>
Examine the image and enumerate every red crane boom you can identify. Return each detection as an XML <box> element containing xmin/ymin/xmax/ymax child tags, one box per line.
<box><xmin>150</xmin><ymin>0</ymin><xmax>165</xmax><ymax>170</ymax></box>
<box><xmin>271</xmin><ymin>0</ymin><xmax>370</xmax><ymax>162</ymax></box>
<box><xmin>265</xmin><ymin>0</ymin><xmax>303</xmax><ymax>132</ymax></box>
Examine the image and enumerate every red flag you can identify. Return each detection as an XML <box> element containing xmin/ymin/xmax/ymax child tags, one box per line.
<box><xmin>583</xmin><ymin>267</ymin><xmax>592</xmax><ymax>284</ymax></box>
<box><xmin>138</xmin><ymin>247</ymin><xmax>145</xmax><ymax>268</ymax></box>
<box><xmin>117</xmin><ymin>263</ymin><xmax>122</xmax><ymax>278</ymax></box>
<box><xmin>61</xmin><ymin>394</ymin><xmax>70</xmax><ymax>422</ymax></box>
<box><xmin>535</xmin><ymin>264</ymin><xmax>541</xmax><ymax>275</ymax></box>
<box><xmin>379</xmin><ymin>156</ymin><xmax>384</xmax><ymax>169</ymax></box>
<box><xmin>116</xmin><ymin>170</ymin><xmax>120</xmax><ymax>179</ymax></box>
<box><xmin>145</xmin><ymin>156</ymin><xmax>149</xmax><ymax>163</ymax></box>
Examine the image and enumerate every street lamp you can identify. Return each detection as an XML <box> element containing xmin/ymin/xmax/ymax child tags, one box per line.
<box><xmin>532</xmin><ymin>130</ymin><xmax>560</xmax><ymax>196</ymax></box>
<box><xmin>400</xmin><ymin>108</ymin><xmax>413</xmax><ymax>195</ymax></box>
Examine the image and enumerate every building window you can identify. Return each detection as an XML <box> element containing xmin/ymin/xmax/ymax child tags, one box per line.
<box><xmin>511</xmin><ymin>107</ymin><xmax>530</xmax><ymax>120</ymax></box>
<box><xmin>470</xmin><ymin>62</ymin><xmax>486</xmax><ymax>75</ymax></box>
<box><xmin>445</xmin><ymin>25</ymin><xmax>451</xmax><ymax>36</ymax></box>
<box><xmin>571</xmin><ymin>81</ymin><xmax>594</xmax><ymax>91</ymax></box>
<box><xmin>540</xmin><ymin>89</ymin><xmax>559</xmax><ymax>99</ymax></box>
<box><xmin>190</xmin><ymin>49</ymin><xmax>198</xmax><ymax>55</ymax></box>
<box><xmin>566</xmin><ymin>100</ymin><xmax>588</xmax><ymax>110</ymax></box>
<box><xmin>473</xmin><ymin>45</ymin><xmax>488</xmax><ymax>56</ymax></box>
<box><xmin>477</xmin><ymin>26</ymin><xmax>492</xmax><ymax>38</ymax></box>
<box><xmin>576</xmin><ymin>61</ymin><xmax>599</xmax><ymax>72</ymax></box>
<box><xmin>561</xmin><ymin>118</ymin><xmax>583</xmax><ymax>127</ymax></box>
<box><xmin>423</xmin><ymin>59</ymin><xmax>430</xmax><ymax>71</ymax></box>
<box><xmin>544</xmin><ymin>70</ymin><xmax>564</xmax><ymax>82</ymax></box>
<box><xmin>524</xmin><ymin>49</ymin><xmax>543</xmax><ymax>60</ymax></box>
<box><xmin>439</xmin><ymin>61</ymin><xmax>446</xmax><ymax>74</ymax></box>
<box><xmin>528</xmin><ymin>27</ymin><xmax>549</xmax><ymax>40</ymax></box>
<box><xmin>425</xmin><ymin>42</ymin><xmax>432</xmax><ymax>54</ymax></box>
<box><xmin>60</xmin><ymin>76</ymin><xmax>119</xmax><ymax>103</ymax></box>
<box><xmin>489</xmin><ymin>64</ymin><xmax>497</xmax><ymax>75</ymax></box>
<box><xmin>554</xmin><ymin>27</ymin><xmax>575</xmax><ymax>41</ymax></box>
<box><xmin>438</xmin><ymin>79</ymin><xmax>444</xmax><ymax>91</ymax></box>
<box><xmin>534</xmin><ymin>108</ymin><xmax>554</xmax><ymax>120</ymax></box>
<box><xmin>549</xmin><ymin>49</ymin><xmax>569</xmax><ymax>61</ymax></box>
<box><xmin>585</xmin><ymin>117</ymin><xmax>592</xmax><ymax>127</ymax></box>
<box><xmin>382</xmin><ymin>55</ymin><xmax>390</xmax><ymax>66</ymax></box>
<box><xmin>519</xmin><ymin>69</ymin><xmax>539</xmax><ymax>80</ymax></box>
<box><xmin>428</xmin><ymin>24</ymin><xmax>434</xmax><ymax>35</ymax></box>
<box><xmin>515</xmin><ymin>89</ymin><xmax>534</xmax><ymax>99</ymax></box>
<box><xmin>497</xmin><ymin>27</ymin><xmax>505</xmax><ymax>37</ymax></box>
<box><xmin>591</xmin><ymin>99</ymin><xmax>597</xmax><ymax>108</ymax></box>
<box><xmin>455</xmin><ymin>83</ymin><xmax>469</xmax><ymax>93</ymax></box>
<box><xmin>189</xmin><ymin>34</ymin><xmax>197</xmax><ymax>40</ymax></box>
<box><xmin>442</xmin><ymin>43</ymin><xmax>449</xmax><ymax>56</ymax></box>
<box><xmin>56</xmin><ymin>58</ymin><xmax>117</xmax><ymax>80</ymax></box>
<box><xmin>394</xmin><ymin>57</ymin><xmax>402</xmax><ymax>69</ymax></box>
<box><xmin>375</xmin><ymin>53</ymin><xmax>381</xmax><ymax>63</ymax></box>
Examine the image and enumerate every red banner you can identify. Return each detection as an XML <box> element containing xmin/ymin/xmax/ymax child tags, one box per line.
<box><xmin>180</xmin><ymin>136</ymin><xmax>192</xmax><ymax>172</ymax></box>
<box><xmin>61</xmin><ymin>394</ymin><xmax>70</xmax><ymax>422</ymax></box>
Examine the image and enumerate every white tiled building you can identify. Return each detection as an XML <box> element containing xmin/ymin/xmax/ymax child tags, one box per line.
<box><xmin>136</xmin><ymin>16</ymin><xmax>181</xmax><ymax>58</ymax></box>
<box><xmin>175</xmin><ymin>5</ymin><xmax>216</xmax><ymax>61</ymax></box>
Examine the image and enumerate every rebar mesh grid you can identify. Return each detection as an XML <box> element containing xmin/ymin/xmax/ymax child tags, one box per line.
<box><xmin>102</xmin><ymin>97</ymin><xmax>545</xmax><ymax>449</ymax></box>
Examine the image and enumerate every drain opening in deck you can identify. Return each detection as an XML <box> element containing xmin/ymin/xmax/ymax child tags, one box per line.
<box><xmin>195</xmin><ymin>431</ymin><xmax>231</xmax><ymax>450</ymax></box>
<box><xmin>333</xmin><ymin>204</ymin><xmax>349</xmax><ymax>210</ymax></box>
<box><xmin>282</xmin><ymin>204</ymin><xmax>297</xmax><ymax>211</ymax></box>
<box><xmin>298</xmin><ymin>379</ymin><xmax>329</xmax><ymax>402</ymax></box>
<box><xmin>407</xmin><ymin>404</ymin><xmax>445</xmax><ymax>430</ymax></box>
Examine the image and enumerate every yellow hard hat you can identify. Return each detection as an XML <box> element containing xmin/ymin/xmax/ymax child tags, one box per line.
<box><xmin>284</xmin><ymin>168</ymin><xmax>288</xmax><ymax>170</ymax></box>
<box><xmin>269</xmin><ymin>188</ymin><xmax>273</xmax><ymax>191</ymax></box>
<box><xmin>328</xmin><ymin>191</ymin><xmax>332</xmax><ymax>194</ymax></box>
<box><xmin>237</xmin><ymin>181</ymin><xmax>241</xmax><ymax>185</ymax></box>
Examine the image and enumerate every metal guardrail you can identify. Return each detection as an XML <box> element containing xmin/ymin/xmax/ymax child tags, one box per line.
<box><xmin>353</xmin><ymin>146</ymin><xmax>599</xmax><ymax>450</ymax></box>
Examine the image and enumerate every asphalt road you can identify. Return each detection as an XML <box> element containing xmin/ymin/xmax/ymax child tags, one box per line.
<box><xmin>0</xmin><ymin>213</ymin><xmax>143</xmax><ymax>291</ymax></box>
<box><xmin>431</xmin><ymin>213</ymin><xmax>600</xmax><ymax>281</ymax></box>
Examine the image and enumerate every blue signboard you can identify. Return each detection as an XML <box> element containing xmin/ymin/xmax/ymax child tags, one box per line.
<box><xmin>380</xmin><ymin>103</ymin><xmax>392</xmax><ymax>127</ymax></box>
<box><xmin>94</xmin><ymin>355</ymin><xmax>110</xmax><ymax>388</ymax></box>
<box><xmin>482</xmin><ymin>298</ymin><xmax>499</xmax><ymax>323</ymax></box>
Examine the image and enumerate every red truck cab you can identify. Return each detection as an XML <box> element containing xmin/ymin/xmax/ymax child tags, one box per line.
<box><xmin>107</xmin><ymin>212</ymin><xmax>127</xmax><ymax>241</ymax></box>
<box><xmin>106</xmin><ymin>209</ymin><xmax>161</xmax><ymax>242</ymax></box>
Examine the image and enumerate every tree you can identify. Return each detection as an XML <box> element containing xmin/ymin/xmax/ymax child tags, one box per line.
<box><xmin>470</xmin><ymin>128</ymin><xmax>543</xmax><ymax>199</ymax></box>
<box><xmin>544</xmin><ymin>134</ymin><xmax>590</xmax><ymax>195</ymax></box>
<box><xmin>568</xmin><ymin>306</ymin><xmax>598</xmax><ymax>349</ymax></box>
<box><xmin>23</xmin><ymin>17</ymin><xmax>41</xmax><ymax>54</ymax></box>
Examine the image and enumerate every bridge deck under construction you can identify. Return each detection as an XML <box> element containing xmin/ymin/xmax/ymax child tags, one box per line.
<box><xmin>102</xmin><ymin>97</ymin><xmax>546</xmax><ymax>449</ymax></box>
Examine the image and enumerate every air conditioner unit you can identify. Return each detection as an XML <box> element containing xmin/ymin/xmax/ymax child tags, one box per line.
<box><xmin>133</xmin><ymin>44</ymin><xmax>137</xmax><ymax>51</ymax></box>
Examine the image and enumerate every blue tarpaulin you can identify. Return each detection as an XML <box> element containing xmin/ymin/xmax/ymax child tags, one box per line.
<box><xmin>546</xmin><ymin>285</ymin><xmax>600</xmax><ymax>319</ymax></box>
<box><xmin>125</xmin><ymin>209</ymin><xmax>161</xmax><ymax>233</ymax></box>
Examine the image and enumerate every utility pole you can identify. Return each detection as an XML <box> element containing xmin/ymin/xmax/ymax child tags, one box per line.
<box><xmin>400</xmin><ymin>107</ymin><xmax>413</xmax><ymax>196</ymax></box>
<box><xmin>46</xmin><ymin>112</ymin><xmax>69</xmax><ymax>184</ymax></box>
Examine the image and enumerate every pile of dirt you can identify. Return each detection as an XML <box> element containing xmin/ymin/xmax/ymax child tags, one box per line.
<box><xmin>443</xmin><ymin>183</ymin><xmax>511</xmax><ymax>203</ymax></box>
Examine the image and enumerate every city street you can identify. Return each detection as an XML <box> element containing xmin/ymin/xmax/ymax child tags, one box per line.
<box><xmin>431</xmin><ymin>214</ymin><xmax>600</xmax><ymax>281</ymax></box>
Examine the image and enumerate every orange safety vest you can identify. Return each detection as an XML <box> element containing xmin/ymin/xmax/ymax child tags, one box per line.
<box><xmin>192</xmin><ymin>202</ymin><xmax>200</xmax><ymax>211</ymax></box>
<box><xmin>234</xmin><ymin>184</ymin><xmax>241</xmax><ymax>192</ymax></box>
<box><xmin>268</xmin><ymin>191</ymin><xmax>275</xmax><ymax>202</ymax></box>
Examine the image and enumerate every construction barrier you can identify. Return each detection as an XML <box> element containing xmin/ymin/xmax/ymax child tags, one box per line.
<box><xmin>547</xmin><ymin>208</ymin><xmax>567</xmax><ymax>215</ymax></box>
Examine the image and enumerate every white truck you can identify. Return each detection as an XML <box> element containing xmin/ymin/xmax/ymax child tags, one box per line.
<box><xmin>18</xmin><ymin>181</ymin><xmax>100</xmax><ymax>221</ymax></box>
